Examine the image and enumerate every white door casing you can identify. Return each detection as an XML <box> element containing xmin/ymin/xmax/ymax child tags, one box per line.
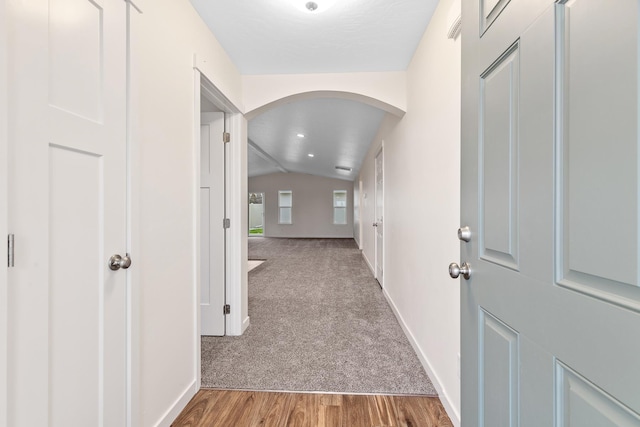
<box><xmin>200</xmin><ymin>112</ymin><xmax>226</xmax><ymax>336</ymax></box>
<box><xmin>7</xmin><ymin>0</ymin><xmax>129</xmax><ymax>425</ymax></box>
<box><xmin>0</xmin><ymin>0</ymin><xmax>8</xmax><ymax>422</ymax></box>
<box><xmin>375</xmin><ymin>147</ymin><xmax>384</xmax><ymax>286</ymax></box>
<box><xmin>460</xmin><ymin>0</ymin><xmax>640</xmax><ymax>425</ymax></box>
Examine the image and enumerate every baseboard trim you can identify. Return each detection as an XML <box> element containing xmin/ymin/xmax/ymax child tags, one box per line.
<box><xmin>153</xmin><ymin>379</ymin><xmax>197</xmax><ymax>427</ymax></box>
<box><xmin>242</xmin><ymin>316</ymin><xmax>250</xmax><ymax>333</ymax></box>
<box><xmin>362</xmin><ymin>251</ymin><xmax>375</xmax><ymax>276</ymax></box>
<box><xmin>382</xmin><ymin>289</ymin><xmax>461</xmax><ymax>427</ymax></box>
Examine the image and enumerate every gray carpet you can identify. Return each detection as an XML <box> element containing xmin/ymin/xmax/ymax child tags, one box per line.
<box><xmin>201</xmin><ymin>237</ymin><xmax>437</xmax><ymax>396</ymax></box>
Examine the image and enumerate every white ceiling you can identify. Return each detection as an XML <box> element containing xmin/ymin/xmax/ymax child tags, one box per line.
<box><xmin>191</xmin><ymin>0</ymin><xmax>439</xmax><ymax>181</ymax></box>
<box><xmin>248</xmin><ymin>97</ymin><xmax>385</xmax><ymax>180</ymax></box>
<box><xmin>189</xmin><ymin>0</ymin><xmax>438</xmax><ymax>75</ymax></box>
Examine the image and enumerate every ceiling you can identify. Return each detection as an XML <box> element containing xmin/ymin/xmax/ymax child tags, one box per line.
<box><xmin>248</xmin><ymin>97</ymin><xmax>385</xmax><ymax>180</ymax></box>
<box><xmin>191</xmin><ymin>0</ymin><xmax>439</xmax><ymax>180</ymax></box>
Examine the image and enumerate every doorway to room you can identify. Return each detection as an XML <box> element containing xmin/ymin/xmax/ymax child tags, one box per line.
<box><xmin>248</xmin><ymin>192</ymin><xmax>264</xmax><ymax>236</ymax></box>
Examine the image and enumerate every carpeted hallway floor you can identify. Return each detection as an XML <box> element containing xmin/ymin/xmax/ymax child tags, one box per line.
<box><xmin>201</xmin><ymin>237</ymin><xmax>437</xmax><ymax>396</ymax></box>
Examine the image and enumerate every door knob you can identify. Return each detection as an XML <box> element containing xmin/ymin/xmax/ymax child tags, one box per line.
<box><xmin>109</xmin><ymin>253</ymin><xmax>132</xmax><ymax>271</ymax></box>
<box><xmin>449</xmin><ymin>262</ymin><xmax>471</xmax><ymax>280</ymax></box>
<box><xmin>458</xmin><ymin>226</ymin><xmax>471</xmax><ymax>242</ymax></box>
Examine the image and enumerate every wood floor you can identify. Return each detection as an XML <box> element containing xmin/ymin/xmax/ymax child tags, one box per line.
<box><xmin>172</xmin><ymin>389</ymin><xmax>453</xmax><ymax>427</ymax></box>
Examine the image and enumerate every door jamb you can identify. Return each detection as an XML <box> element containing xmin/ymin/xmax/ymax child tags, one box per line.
<box><xmin>192</xmin><ymin>67</ymin><xmax>247</xmax><ymax>390</ymax></box>
<box><xmin>0</xmin><ymin>0</ymin><xmax>8</xmax><ymax>422</ymax></box>
<box><xmin>374</xmin><ymin>144</ymin><xmax>384</xmax><ymax>287</ymax></box>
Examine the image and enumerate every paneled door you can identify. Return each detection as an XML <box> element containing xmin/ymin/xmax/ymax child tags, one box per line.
<box><xmin>375</xmin><ymin>147</ymin><xmax>384</xmax><ymax>286</ymax></box>
<box><xmin>459</xmin><ymin>0</ymin><xmax>640</xmax><ymax>425</ymax></box>
<box><xmin>7</xmin><ymin>0</ymin><xmax>129</xmax><ymax>425</ymax></box>
<box><xmin>200</xmin><ymin>112</ymin><xmax>226</xmax><ymax>336</ymax></box>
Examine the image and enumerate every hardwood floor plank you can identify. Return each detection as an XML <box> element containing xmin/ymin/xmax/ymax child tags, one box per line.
<box><xmin>343</xmin><ymin>395</ymin><xmax>372</xmax><ymax>427</ymax></box>
<box><xmin>171</xmin><ymin>390</ymin><xmax>453</xmax><ymax>427</ymax></box>
<box><xmin>254</xmin><ymin>392</ymin><xmax>296</xmax><ymax>427</ymax></box>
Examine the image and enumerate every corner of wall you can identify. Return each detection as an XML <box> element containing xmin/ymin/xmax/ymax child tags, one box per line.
<box><xmin>382</xmin><ymin>290</ymin><xmax>461</xmax><ymax>427</ymax></box>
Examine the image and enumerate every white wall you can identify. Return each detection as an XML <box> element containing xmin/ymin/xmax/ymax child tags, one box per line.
<box><xmin>357</xmin><ymin>0</ymin><xmax>462</xmax><ymax>423</ymax></box>
<box><xmin>131</xmin><ymin>0</ymin><xmax>244</xmax><ymax>425</ymax></box>
<box><xmin>249</xmin><ymin>173</ymin><xmax>354</xmax><ymax>239</ymax></box>
<box><xmin>242</xmin><ymin>72</ymin><xmax>407</xmax><ymax>119</ymax></box>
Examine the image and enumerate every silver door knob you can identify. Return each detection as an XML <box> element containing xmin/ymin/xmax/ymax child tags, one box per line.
<box><xmin>449</xmin><ymin>262</ymin><xmax>471</xmax><ymax>280</ymax></box>
<box><xmin>458</xmin><ymin>226</ymin><xmax>471</xmax><ymax>242</ymax></box>
<box><xmin>109</xmin><ymin>254</ymin><xmax>132</xmax><ymax>271</ymax></box>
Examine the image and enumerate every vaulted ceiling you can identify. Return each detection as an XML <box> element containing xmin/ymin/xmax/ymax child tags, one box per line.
<box><xmin>190</xmin><ymin>0</ymin><xmax>439</xmax><ymax>180</ymax></box>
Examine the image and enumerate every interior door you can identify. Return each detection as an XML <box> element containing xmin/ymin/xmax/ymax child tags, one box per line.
<box><xmin>7</xmin><ymin>0</ymin><xmax>128</xmax><ymax>425</ymax></box>
<box><xmin>200</xmin><ymin>112</ymin><xmax>226</xmax><ymax>336</ymax></box>
<box><xmin>375</xmin><ymin>147</ymin><xmax>384</xmax><ymax>286</ymax></box>
<box><xmin>459</xmin><ymin>0</ymin><xmax>640</xmax><ymax>425</ymax></box>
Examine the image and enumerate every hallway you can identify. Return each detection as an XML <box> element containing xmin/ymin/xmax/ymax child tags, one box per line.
<box><xmin>201</xmin><ymin>238</ymin><xmax>435</xmax><ymax>395</ymax></box>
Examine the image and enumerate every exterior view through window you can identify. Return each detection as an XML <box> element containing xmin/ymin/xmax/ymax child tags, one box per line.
<box><xmin>248</xmin><ymin>192</ymin><xmax>264</xmax><ymax>235</ymax></box>
<box><xmin>333</xmin><ymin>190</ymin><xmax>347</xmax><ymax>225</ymax></box>
<box><xmin>278</xmin><ymin>190</ymin><xmax>292</xmax><ymax>224</ymax></box>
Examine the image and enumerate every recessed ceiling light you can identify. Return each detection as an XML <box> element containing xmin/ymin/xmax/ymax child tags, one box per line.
<box><xmin>335</xmin><ymin>166</ymin><xmax>353</xmax><ymax>172</ymax></box>
<box><xmin>308</xmin><ymin>153</ymin><xmax>314</xmax><ymax>157</ymax></box>
<box><xmin>305</xmin><ymin>1</ymin><xmax>318</xmax><ymax>11</ymax></box>
<box><xmin>297</xmin><ymin>133</ymin><xmax>305</xmax><ymax>138</ymax></box>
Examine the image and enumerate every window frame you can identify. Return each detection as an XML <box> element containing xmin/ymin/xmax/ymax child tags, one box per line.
<box><xmin>333</xmin><ymin>190</ymin><xmax>348</xmax><ymax>225</ymax></box>
<box><xmin>278</xmin><ymin>190</ymin><xmax>293</xmax><ymax>224</ymax></box>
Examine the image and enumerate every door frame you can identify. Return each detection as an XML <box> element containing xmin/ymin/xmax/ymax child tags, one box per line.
<box><xmin>192</xmin><ymin>64</ymin><xmax>247</xmax><ymax>389</ymax></box>
<box><xmin>0</xmin><ymin>0</ymin><xmax>8</xmax><ymax>422</ymax></box>
<box><xmin>200</xmin><ymin>111</ymin><xmax>226</xmax><ymax>337</ymax></box>
<box><xmin>374</xmin><ymin>144</ymin><xmax>384</xmax><ymax>286</ymax></box>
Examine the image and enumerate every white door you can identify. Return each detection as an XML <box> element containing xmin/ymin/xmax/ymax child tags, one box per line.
<box><xmin>460</xmin><ymin>0</ymin><xmax>640</xmax><ymax>425</ymax></box>
<box><xmin>7</xmin><ymin>0</ymin><xmax>129</xmax><ymax>425</ymax></box>
<box><xmin>200</xmin><ymin>112</ymin><xmax>226</xmax><ymax>336</ymax></box>
<box><xmin>374</xmin><ymin>147</ymin><xmax>384</xmax><ymax>286</ymax></box>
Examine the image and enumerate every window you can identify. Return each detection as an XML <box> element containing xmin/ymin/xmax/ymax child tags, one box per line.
<box><xmin>278</xmin><ymin>190</ymin><xmax>292</xmax><ymax>224</ymax></box>
<box><xmin>333</xmin><ymin>190</ymin><xmax>347</xmax><ymax>225</ymax></box>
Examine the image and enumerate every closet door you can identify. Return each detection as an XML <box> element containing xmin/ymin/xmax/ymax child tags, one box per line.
<box><xmin>8</xmin><ymin>0</ymin><xmax>129</xmax><ymax>425</ymax></box>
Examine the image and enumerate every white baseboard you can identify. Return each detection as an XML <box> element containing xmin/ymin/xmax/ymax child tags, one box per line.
<box><xmin>153</xmin><ymin>379</ymin><xmax>197</xmax><ymax>427</ymax></box>
<box><xmin>362</xmin><ymin>251</ymin><xmax>375</xmax><ymax>276</ymax></box>
<box><xmin>382</xmin><ymin>289</ymin><xmax>461</xmax><ymax>427</ymax></box>
<box><xmin>242</xmin><ymin>315</ymin><xmax>250</xmax><ymax>333</ymax></box>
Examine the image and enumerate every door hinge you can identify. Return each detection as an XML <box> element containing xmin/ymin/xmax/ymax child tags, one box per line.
<box><xmin>223</xmin><ymin>218</ymin><xmax>231</xmax><ymax>229</ymax></box>
<box><xmin>223</xmin><ymin>304</ymin><xmax>231</xmax><ymax>315</ymax></box>
<box><xmin>7</xmin><ymin>234</ymin><xmax>14</xmax><ymax>267</ymax></box>
<box><xmin>223</xmin><ymin>132</ymin><xmax>231</xmax><ymax>143</ymax></box>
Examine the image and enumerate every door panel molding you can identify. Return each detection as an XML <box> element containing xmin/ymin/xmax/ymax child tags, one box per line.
<box><xmin>555</xmin><ymin>361</ymin><xmax>640</xmax><ymax>426</ymax></box>
<box><xmin>479</xmin><ymin>42</ymin><xmax>520</xmax><ymax>271</ymax></box>
<box><xmin>480</xmin><ymin>0</ymin><xmax>512</xmax><ymax>35</ymax></box>
<box><xmin>554</xmin><ymin>0</ymin><xmax>640</xmax><ymax>313</ymax></box>
<box><xmin>49</xmin><ymin>0</ymin><xmax>104</xmax><ymax>122</ymax></box>
<box><xmin>478</xmin><ymin>308</ymin><xmax>520</xmax><ymax>427</ymax></box>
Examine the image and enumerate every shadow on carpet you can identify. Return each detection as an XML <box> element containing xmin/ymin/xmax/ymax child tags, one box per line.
<box><xmin>201</xmin><ymin>237</ymin><xmax>437</xmax><ymax>396</ymax></box>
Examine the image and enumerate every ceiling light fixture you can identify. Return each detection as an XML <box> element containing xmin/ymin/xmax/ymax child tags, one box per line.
<box><xmin>293</xmin><ymin>0</ymin><xmax>337</xmax><ymax>13</ymax></box>
<box><xmin>297</xmin><ymin>133</ymin><xmax>305</xmax><ymax>138</ymax></box>
<box><xmin>335</xmin><ymin>166</ymin><xmax>353</xmax><ymax>172</ymax></box>
<box><xmin>308</xmin><ymin>153</ymin><xmax>315</xmax><ymax>157</ymax></box>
